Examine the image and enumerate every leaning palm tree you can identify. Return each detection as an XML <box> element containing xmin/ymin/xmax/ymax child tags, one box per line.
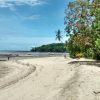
<box><xmin>55</xmin><ymin>29</ymin><xmax>62</xmax><ymax>42</ymax></box>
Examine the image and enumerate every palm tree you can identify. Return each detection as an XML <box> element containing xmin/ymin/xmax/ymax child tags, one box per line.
<box><xmin>55</xmin><ymin>29</ymin><xmax>62</xmax><ymax>42</ymax></box>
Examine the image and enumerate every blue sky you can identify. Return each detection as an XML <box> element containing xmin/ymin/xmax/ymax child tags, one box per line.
<box><xmin>0</xmin><ymin>0</ymin><xmax>71</xmax><ymax>50</ymax></box>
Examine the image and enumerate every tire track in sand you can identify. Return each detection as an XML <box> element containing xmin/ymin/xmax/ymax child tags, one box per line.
<box><xmin>0</xmin><ymin>60</ymin><xmax>36</xmax><ymax>90</ymax></box>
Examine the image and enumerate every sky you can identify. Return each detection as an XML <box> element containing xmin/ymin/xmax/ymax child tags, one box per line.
<box><xmin>0</xmin><ymin>0</ymin><xmax>71</xmax><ymax>51</ymax></box>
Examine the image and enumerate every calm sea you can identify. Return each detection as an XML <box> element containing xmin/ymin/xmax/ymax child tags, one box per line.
<box><xmin>0</xmin><ymin>50</ymin><xmax>69</xmax><ymax>60</ymax></box>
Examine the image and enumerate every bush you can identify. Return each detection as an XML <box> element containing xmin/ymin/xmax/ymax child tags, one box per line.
<box><xmin>94</xmin><ymin>39</ymin><xmax>100</xmax><ymax>60</ymax></box>
<box><xmin>75</xmin><ymin>53</ymin><xmax>84</xmax><ymax>58</ymax></box>
<box><xmin>85</xmin><ymin>48</ymin><xmax>94</xmax><ymax>59</ymax></box>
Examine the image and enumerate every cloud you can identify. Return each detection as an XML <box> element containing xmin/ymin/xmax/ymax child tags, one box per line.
<box><xmin>0</xmin><ymin>0</ymin><xmax>46</xmax><ymax>8</ymax></box>
<box><xmin>23</xmin><ymin>15</ymin><xmax>41</xmax><ymax>20</ymax></box>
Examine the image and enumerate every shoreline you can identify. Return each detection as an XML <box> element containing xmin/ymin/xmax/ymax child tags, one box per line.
<box><xmin>0</xmin><ymin>52</ymin><xmax>69</xmax><ymax>61</ymax></box>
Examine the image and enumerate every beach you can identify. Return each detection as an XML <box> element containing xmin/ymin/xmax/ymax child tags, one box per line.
<box><xmin>0</xmin><ymin>56</ymin><xmax>100</xmax><ymax>100</ymax></box>
<box><xmin>0</xmin><ymin>51</ymin><xmax>68</xmax><ymax>60</ymax></box>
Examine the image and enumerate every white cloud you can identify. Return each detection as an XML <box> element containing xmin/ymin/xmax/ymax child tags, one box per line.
<box><xmin>23</xmin><ymin>15</ymin><xmax>41</xmax><ymax>20</ymax></box>
<box><xmin>0</xmin><ymin>0</ymin><xmax>46</xmax><ymax>8</ymax></box>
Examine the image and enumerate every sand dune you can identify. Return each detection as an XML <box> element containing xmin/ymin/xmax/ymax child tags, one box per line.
<box><xmin>0</xmin><ymin>57</ymin><xmax>100</xmax><ymax>100</ymax></box>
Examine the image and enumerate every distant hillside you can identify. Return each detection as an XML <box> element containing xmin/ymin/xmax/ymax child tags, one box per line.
<box><xmin>31</xmin><ymin>43</ymin><xmax>67</xmax><ymax>52</ymax></box>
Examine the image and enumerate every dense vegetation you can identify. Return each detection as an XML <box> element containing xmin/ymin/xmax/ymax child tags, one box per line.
<box><xmin>31</xmin><ymin>43</ymin><xmax>67</xmax><ymax>52</ymax></box>
<box><xmin>64</xmin><ymin>0</ymin><xmax>100</xmax><ymax>60</ymax></box>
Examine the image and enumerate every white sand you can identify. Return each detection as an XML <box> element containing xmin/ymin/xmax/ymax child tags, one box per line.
<box><xmin>0</xmin><ymin>57</ymin><xmax>100</xmax><ymax>100</ymax></box>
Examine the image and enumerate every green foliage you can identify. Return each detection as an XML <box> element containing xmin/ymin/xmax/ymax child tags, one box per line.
<box><xmin>31</xmin><ymin>43</ymin><xmax>67</xmax><ymax>53</ymax></box>
<box><xmin>65</xmin><ymin>0</ymin><xmax>91</xmax><ymax>36</ymax></box>
<box><xmin>75</xmin><ymin>53</ymin><xmax>84</xmax><ymax>58</ymax></box>
<box><xmin>64</xmin><ymin>0</ymin><xmax>100</xmax><ymax>60</ymax></box>
<box><xmin>85</xmin><ymin>48</ymin><xmax>94</xmax><ymax>59</ymax></box>
<box><xmin>94</xmin><ymin>39</ymin><xmax>100</xmax><ymax>59</ymax></box>
<box><xmin>55</xmin><ymin>29</ymin><xmax>62</xmax><ymax>42</ymax></box>
<box><xmin>90</xmin><ymin>0</ymin><xmax>100</xmax><ymax>59</ymax></box>
<box><xmin>95</xmin><ymin>39</ymin><xmax>100</xmax><ymax>49</ymax></box>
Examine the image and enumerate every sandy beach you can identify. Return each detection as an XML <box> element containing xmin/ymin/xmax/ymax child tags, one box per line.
<box><xmin>0</xmin><ymin>57</ymin><xmax>100</xmax><ymax>100</ymax></box>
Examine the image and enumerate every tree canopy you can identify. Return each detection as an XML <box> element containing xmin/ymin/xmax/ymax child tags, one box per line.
<box><xmin>64</xmin><ymin>0</ymin><xmax>100</xmax><ymax>59</ymax></box>
<box><xmin>55</xmin><ymin>29</ymin><xmax>62</xmax><ymax>42</ymax></box>
<box><xmin>31</xmin><ymin>43</ymin><xmax>67</xmax><ymax>53</ymax></box>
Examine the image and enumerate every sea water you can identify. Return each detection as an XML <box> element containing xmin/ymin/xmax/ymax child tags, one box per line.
<box><xmin>0</xmin><ymin>50</ymin><xmax>69</xmax><ymax>60</ymax></box>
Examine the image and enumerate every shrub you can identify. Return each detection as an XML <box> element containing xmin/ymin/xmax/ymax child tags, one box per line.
<box><xmin>85</xmin><ymin>48</ymin><xmax>94</xmax><ymax>59</ymax></box>
<box><xmin>94</xmin><ymin>39</ymin><xmax>100</xmax><ymax>60</ymax></box>
<box><xmin>75</xmin><ymin>53</ymin><xmax>84</xmax><ymax>58</ymax></box>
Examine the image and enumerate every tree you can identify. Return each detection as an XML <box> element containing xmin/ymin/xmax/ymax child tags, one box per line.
<box><xmin>64</xmin><ymin>0</ymin><xmax>93</xmax><ymax>58</ymax></box>
<box><xmin>64</xmin><ymin>0</ymin><xmax>100</xmax><ymax>59</ymax></box>
<box><xmin>55</xmin><ymin>29</ymin><xmax>62</xmax><ymax>42</ymax></box>
<box><xmin>90</xmin><ymin>0</ymin><xmax>100</xmax><ymax>59</ymax></box>
<box><xmin>31</xmin><ymin>43</ymin><xmax>67</xmax><ymax>52</ymax></box>
<box><xmin>64</xmin><ymin>0</ymin><xmax>92</xmax><ymax>36</ymax></box>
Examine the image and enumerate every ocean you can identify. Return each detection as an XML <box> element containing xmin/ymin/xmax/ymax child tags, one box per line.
<box><xmin>0</xmin><ymin>51</ymin><xmax>69</xmax><ymax>60</ymax></box>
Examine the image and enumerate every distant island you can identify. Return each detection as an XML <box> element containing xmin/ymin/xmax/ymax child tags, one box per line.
<box><xmin>31</xmin><ymin>43</ymin><xmax>67</xmax><ymax>52</ymax></box>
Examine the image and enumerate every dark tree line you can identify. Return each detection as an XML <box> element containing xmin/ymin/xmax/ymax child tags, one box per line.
<box><xmin>31</xmin><ymin>43</ymin><xmax>67</xmax><ymax>53</ymax></box>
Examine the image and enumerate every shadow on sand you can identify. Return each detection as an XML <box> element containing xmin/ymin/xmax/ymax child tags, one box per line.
<box><xmin>0</xmin><ymin>60</ymin><xmax>7</xmax><ymax>61</ymax></box>
<box><xmin>68</xmin><ymin>60</ymin><xmax>100</xmax><ymax>67</ymax></box>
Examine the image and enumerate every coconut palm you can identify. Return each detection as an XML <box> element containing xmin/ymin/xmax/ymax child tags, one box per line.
<box><xmin>55</xmin><ymin>29</ymin><xmax>62</xmax><ymax>42</ymax></box>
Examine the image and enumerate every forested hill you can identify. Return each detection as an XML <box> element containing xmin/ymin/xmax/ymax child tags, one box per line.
<box><xmin>31</xmin><ymin>43</ymin><xmax>67</xmax><ymax>52</ymax></box>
